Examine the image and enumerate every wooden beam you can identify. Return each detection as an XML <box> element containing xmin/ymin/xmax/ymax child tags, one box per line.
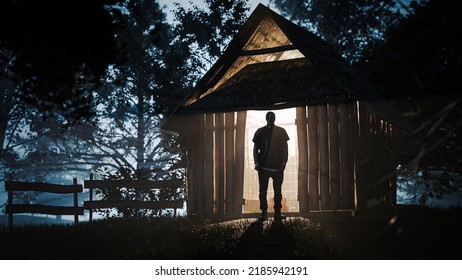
<box><xmin>225</xmin><ymin>112</ymin><xmax>235</xmax><ymax>214</ymax></box>
<box><xmin>339</xmin><ymin>102</ymin><xmax>355</xmax><ymax>209</ymax></box>
<box><xmin>204</xmin><ymin>113</ymin><xmax>215</xmax><ymax>214</ymax></box>
<box><xmin>351</xmin><ymin>102</ymin><xmax>360</xmax><ymax>209</ymax></box>
<box><xmin>308</xmin><ymin>106</ymin><xmax>320</xmax><ymax>210</ymax></box>
<box><xmin>296</xmin><ymin>107</ymin><xmax>309</xmax><ymax>213</ymax></box>
<box><xmin>240</xmin><ymin>45</ymin><xmax>298</xmax><ymax>56</ymax></box>
<box><xmin>318</xmin><ymin>104</ymin><xmax>330</xmax><ymax>210</ymax></box>
<box><xmin>197</xmin><ymin>114</ymin><xmax>206</xmax><ymax>213</ymax></box>
<box><xmin>215</xmin><ymin>113</ymin><xmax>225</xmax><ymax>214</ymax></box>
<box><xmin>233</xmin><ymin>111</ymin><xmax>247</xmax><ymax>214</ymax></box>
<box><xmin>6</xmin><ymin>181</ymin><xmax>82</xmax><ymax>194</ymax></box>
<box><xmin>328</xmin><ymin>103</ymin><xmax>341</xmax><ymax>210</ymax></box>
<box><xmin>83</xmin><ymin>179</ymin><xmax>184</xmax><ymax>190</ymax></box>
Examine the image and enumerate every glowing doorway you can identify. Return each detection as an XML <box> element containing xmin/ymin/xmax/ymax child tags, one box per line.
<box><xmin>243</xmin><ymin>108</ymin><xmax>299</xmax><ymax>213</ymax></box>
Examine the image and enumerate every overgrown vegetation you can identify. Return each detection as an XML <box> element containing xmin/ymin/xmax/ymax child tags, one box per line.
<box><xmin>1</xmin><ymin>206</ymin><xmax>460</xmax><ymax>259</ymax></box>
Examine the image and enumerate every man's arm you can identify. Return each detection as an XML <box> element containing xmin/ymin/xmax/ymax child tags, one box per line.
<box><xmin>281</xmin><ymin>140</ymin><xmax>288</xmax><ymax>170</ymax></box>
<box><xmin>281</xmin><ymin>128</ymin><xmax>289</xmax><ymax>170</ymax></box>
<box><xmin>253</xmin><ymin>143</ymin><xmax>260</xmax><ymax>170</ymax></box>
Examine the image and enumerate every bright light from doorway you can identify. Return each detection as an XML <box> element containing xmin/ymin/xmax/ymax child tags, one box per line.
<box><xmin>243</xmin><ymin>108</ymin><xmax>299</xmax><ymax>213</ymax></box>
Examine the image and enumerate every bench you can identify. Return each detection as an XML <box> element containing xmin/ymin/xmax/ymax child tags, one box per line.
<box><xmin>84</xmin><ymin>174</ymin><xmax>184</xmax><ymax>221</ymax></box>
<box><xmin>5</xmin><ymin>178</ymin><xmax>84</xmax><ymax>229</ymax></box>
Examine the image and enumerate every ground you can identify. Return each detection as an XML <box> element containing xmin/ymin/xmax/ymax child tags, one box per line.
<box><xmin>0</xmin><ymin>205</ymin><xmax>461</xmax><ymax>259</ymax></box>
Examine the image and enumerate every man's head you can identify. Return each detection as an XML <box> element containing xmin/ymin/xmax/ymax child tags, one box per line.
<box><xmin>266</xmin><ymin>111</ymin><xmax>275</xmax><ymax>127</ymax></box>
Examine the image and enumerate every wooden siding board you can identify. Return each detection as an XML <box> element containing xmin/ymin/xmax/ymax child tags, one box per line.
<box><xmin>328</xmin><ymin>103</ymin><xmax>341</xmax><ymax>209</ymax></box>
<box><xmin>233</xmin><ymin>111</ymin><xmax>247</xmax><ymax>214</ymax></box>
<box><xmin>204</xmin><ymin>113</ymin><xmax>215</xmax><ymax>214</ymax></box>
<box><xmin>318</xmin><ymin>104</ymin><xmax>330</xmax><ymax>210</ymax></box>
<box><xmin>308</xmin><ymin>106</ymin><xmax>320</xmax><ymax>210</ymax></box>
<box><xmin>296</xmin><ymin>107</ymin><xmax>309</xmax><ymax>212</ymax></box>
<box><xmin>225</xmin><ymin>112</ymin><xmax>235</xmax><ymax>214</ymax></box>
<box><xmin>339</xmin><ymin>102</ymin><xmax>355</xmax><ymax>209</ymax></box>
<box><xmin>215</xmin><ymin>113</ymin><xmax>225</xmax><ymax>214</ymax></box>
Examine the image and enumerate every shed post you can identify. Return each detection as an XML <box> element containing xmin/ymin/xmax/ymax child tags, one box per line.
<box><xmin>318</xmin><ymin>104</ymin><xmax>330</xmax><ymax>210</ymax></box>
<box><xmin>328</xmin><ymin>103</ymin><xmax>341</xmax><ymax>209</ymax></box>
<box><xmin>296</xmin><ymin>107</ymin><xmax>309</xmax><ymax>212</ymax></box>
<box><xmin>233</xmin><ymin>111</ymin><xmax>247</xmax><ymax>214</ymax></box>
<box><xmin>339</xmin><ymin>102</ymin><xmax>355</xmax><ymax>209</ymax></box>
<box><xmin>225</xmin><ymin>112</ymin><xmax>235</xmax><ymax>215</ymax></box>
<box><xmin>204</xmin><ymin>114</ymin><xmax>215</xmax><ymax>214</ymax></box>
<box><xmin>308</xmin><ymin>106</ymin><xmax>320</xmax><ymax>210</ymax></box>
<box><xmin>215</xmin><ymin>113</ymin><xmax>225</xmax><ymax>214</ymax></box>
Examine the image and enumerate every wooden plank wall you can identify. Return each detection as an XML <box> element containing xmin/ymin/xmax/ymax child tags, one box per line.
<box><xmin>184</xmin><ymin>103</ymin><xmax>397</xmax><ymax>215</ymax></box>
<box><xmin>186</xmin><ymin>111</ymin><xmax>246</xmax><ymax>216</ymax></box>
<box><xmin>296</xmin><ymin>102</ymin><xmax>397</xmax><ymax>211</ymax></box>
<box><xmin>356</xmin><ymin>103</ymin><xmax>397</xmax><ymax>208</ymax></box>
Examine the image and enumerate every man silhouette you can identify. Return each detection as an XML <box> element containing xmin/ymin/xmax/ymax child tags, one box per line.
<box><xmin>253</xmin><ymin>112</ymin><xmax>289</xmax><ymax>221</ymax></box>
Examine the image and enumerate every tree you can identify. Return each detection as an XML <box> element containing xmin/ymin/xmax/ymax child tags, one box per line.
<box><xmin>61</xmin><ymin>0</ymin><xmax>188</xmax><ymax>217</ymax></box>
<box><xmin>0</xmin><ymin>0</ymin><xmax>186</xmax><ymax>217</ymax></box>
<box><xmin>363</xmin><ymin>0</ymin><xmax>462</xmax><ymax>205</ymax></box>
<box><xmin>269</xmin><ymin>0</ymin><xmax>403</xmax><ymax>63</ymax></box>
<box><xmin>1</xmin><ymin>0</ymin><xmax>252</xmax><ymax>217</ymax></box>
<box><xmin>0</xmin><ymin>0</ymin><xmax>118</xmax><ymax>126</ymax></box>
<box><xmin>172</xmin><ymin>0</ymin><xmax>250</xmax><ymax>78</ymax></box>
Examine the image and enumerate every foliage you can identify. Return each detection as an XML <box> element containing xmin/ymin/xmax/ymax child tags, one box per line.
<box><xmin>95</xmin><ymin>166</ymin><xmax>185</xmax><ymax>218</ymax></box>
<box><xmin>363</xmin><ymin>0</ymin><xmax>462</xmax><ymax>203</ymax></box>
<box><xmin>0</xmin><ymin>1</ymin><xmax>187</xmax><ymax>216</ymax></box>
<box><xmin>397</xmin><ymin>167</ymin><xmax>461</xmax><ymax>206</ymax></box>
<box><xmin>0</xmin><ymin>0</ymin><xmax>118</xmax><ymax>125</ymax></box>
<box><xmin>269</xmin><ymin>0</ymin><xmax>403</xmax><ymax>63</ymax></box>
<box><xmin>270</xmin><ymin>0</ymin><xmax>462</xmax><ymax>204</ymax></box>
<box><xmin>172</xmin><ymin>0</ymin><xmax>250</xmax><ymax>78</ymax></box>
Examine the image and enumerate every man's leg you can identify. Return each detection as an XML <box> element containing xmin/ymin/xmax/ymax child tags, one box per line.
<box><xmin>258</xmin><ymin>171</ymin><xmax>270</xmax><ymax>220</ymax></box>
<box><xmin>272</xmin><ymin>170</ymin><xmax>285</xmax><ymax>219</ymax></box>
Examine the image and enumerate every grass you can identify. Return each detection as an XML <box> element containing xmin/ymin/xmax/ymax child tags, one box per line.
<box><xmin>0</xmin><ymin>205</ymin><xmax>461</xmax><ymax>259</ymax></box>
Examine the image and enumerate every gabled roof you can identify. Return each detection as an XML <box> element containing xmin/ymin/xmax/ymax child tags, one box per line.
<box><xmin>172</xmin><ymin>4</ymin><xmax>411</xmax><ymax>131</ymax></box>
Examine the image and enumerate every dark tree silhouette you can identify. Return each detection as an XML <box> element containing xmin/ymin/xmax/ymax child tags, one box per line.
<box><xmin>269</xmin><ymin>0</ymin><xmax>403</xmax><ymax>63</ymax></box>
<box><xmin>362</xmin><ymin>0</ymin><xmax>462</xmax><ymax>204</ymax></box>
<box><xmin>0</xmin><ymin>0</ymin><xmax>118</xmax><ymax>125</ymax></box>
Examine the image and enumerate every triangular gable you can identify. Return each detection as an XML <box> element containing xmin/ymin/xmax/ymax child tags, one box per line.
<box><xmin>183</xmin><ymin>4</ymin><xmax>309</xmax><ymax>106</ymax></box>
<box><xmin>176</xmin><ymin>4</ymin><xmax>412</xmax><ymax>131</ymax></box>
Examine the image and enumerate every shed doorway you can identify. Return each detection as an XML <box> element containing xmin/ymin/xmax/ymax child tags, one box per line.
<box><xmin>243</xmin><ymin>108</ymin><xmax>299</xmax><ymax>213</ymax></box>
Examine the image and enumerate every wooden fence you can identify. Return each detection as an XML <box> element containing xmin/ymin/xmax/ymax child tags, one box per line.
<box><xmin>4</xmin><ymin>176</ymin><xmax>185</xmax><ymax>227</ymax></box>
<box><xmin>5</xmin><ymin>178</ymin><xmax>84</xmax><ymax>229</ymax></box>
<box><xmin>84</xmin><ymin>175</ymin><xmax>185</xmax><ymax>221</ymax></box>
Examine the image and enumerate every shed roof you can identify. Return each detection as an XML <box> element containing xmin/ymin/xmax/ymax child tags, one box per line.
<box><xmin>171</xmin><ymin>4</ymin><xmax>410</xmax><ymax>130</ymax></box>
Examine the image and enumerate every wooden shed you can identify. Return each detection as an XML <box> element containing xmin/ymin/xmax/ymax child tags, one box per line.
<box><xmin>164</xmin><ymin>4</ymin><xmax>408</xmax><ymax>217</ymax></box>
